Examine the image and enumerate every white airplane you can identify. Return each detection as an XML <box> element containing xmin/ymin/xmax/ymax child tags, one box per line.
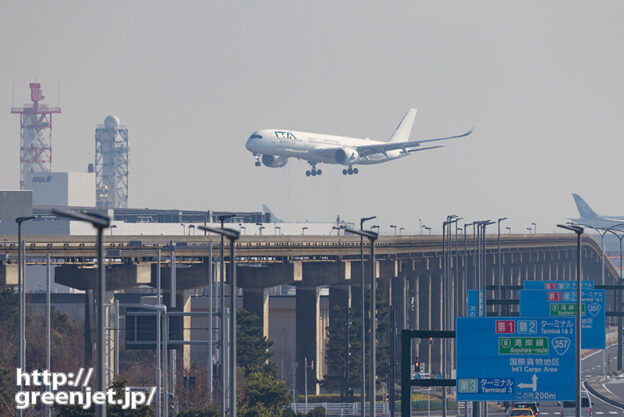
<box><xmin>570</xmin><ymin>194</ymin><xmax>624</xmax><ymax>229</ymax></box>
<box><xmin>245</xmin><ymin>109</ymin><xmax>474</xmax><ymax>176</ymax></box>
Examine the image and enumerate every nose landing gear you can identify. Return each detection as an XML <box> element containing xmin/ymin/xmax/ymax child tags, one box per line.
<box><xmin>254</xmin><ymin>154</ymin><xmax>261</xmax><ymax>167</ymax></box>
<box><xmin>342</xmin><ymin>166</ymin><xmax>359</xmax><ymax>175</ymax></box>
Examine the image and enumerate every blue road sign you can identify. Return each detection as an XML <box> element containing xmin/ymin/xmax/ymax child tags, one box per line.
<box><xmin>467</xmin><ymin>289</ymin><xmax>484</xmax><ymax>317</ymax></box>
<box><xmin>519</xmin><ymin>289</ymin><xmax>605</xmax><ymax>349</ymax></box>
<box><xmin>456</xmin><ymin>317</ymin><xmax>576</xmax><ymax>402</ymax></box>
<box><xmin>524</xmin><ymin>280</ymin><xmax>594</xmax><ymax>290</ymax></box>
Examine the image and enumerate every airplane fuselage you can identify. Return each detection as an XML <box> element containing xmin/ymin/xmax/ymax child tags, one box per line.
<box><xmin>245</xmin><ymin>129</ymin><xmax>405</xmax><ymax>165</ymax></box>
<box><xmin>244</xmin><ymin>108</ymin><xmax>472</xmax><ymax>176</ymax></box>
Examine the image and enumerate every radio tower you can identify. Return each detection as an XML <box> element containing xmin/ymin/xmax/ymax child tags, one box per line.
<box><xmin>11</xmin><ymin>82</ymin><xmax>61</xmax><ymax>189</ymax></box>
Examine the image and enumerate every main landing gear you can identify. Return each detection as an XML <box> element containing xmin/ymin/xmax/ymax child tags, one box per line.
<box><xmin>306</xmin><ymin>164</ymin><xmax>322</xmax><ymax>177</ymax></box>
<box><xmin>342</xmin><ymin>166</ymin><xmax>359</xmax><ymax>175</ymax></box>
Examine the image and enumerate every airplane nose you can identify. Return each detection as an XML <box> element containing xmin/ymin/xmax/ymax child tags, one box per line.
<box><xmin>246</xmin><ymin>132</ymin><xmax>263</xmax><ymax>151</ymax></box>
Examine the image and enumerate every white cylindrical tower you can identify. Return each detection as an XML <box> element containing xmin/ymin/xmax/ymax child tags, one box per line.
<box><xmin>95</xmin><ymin>115</ymin><xmax>129</xmax><ymax>208</ymax></box>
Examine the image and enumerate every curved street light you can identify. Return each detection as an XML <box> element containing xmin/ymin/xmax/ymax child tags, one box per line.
<box><xmin>345</xmin><ymin>225</ymin><xmax>378</xmax><ymax>417</ymax></box>
<box><xmin>52</xmin><ymin>209</ymin><xmax>110</xmax><ymax>417</ymax></box>
<box><xmin>199</xmin><ymin>225</ymin><xmax>240</xmax><ymax>417</ymax></box>
<box><xmin>556</xmin><ymin>223</ymin><xmax>583</xmax><ymax>417</ymax></box>
<box><xmin>15</xmin><ymin>215</ymin><xmax>35</xmax><ymax>417</ymax></box>
<box><xmin>573</xmin><ymin>221</ymin><xmax>624</xmax><ymax>375</ymax></box>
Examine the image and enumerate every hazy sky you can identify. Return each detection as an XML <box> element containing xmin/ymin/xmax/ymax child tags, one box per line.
<box><xmin>2</xmin><ymin>1</ymin><xmax>624</xmax><ymax>234</ymax></box>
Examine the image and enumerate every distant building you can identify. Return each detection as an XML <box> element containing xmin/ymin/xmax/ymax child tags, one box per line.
<box><xmin>24</xmin><ymin>171</ymin><xmax>95</xmax><ymax>207</ymax></box>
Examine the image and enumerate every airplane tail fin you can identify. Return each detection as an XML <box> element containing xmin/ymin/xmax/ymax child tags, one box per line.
<box><xmin>262</xmin><ymin>204</ymin><xmax>283</xmax><ymax>223</ymax></box>
<box><xmin>389</xmin><ymin>108</ymin><xmax>418</xmax><ymax>142</ymax></box>
<box><xmin>572</xmin><ymin>194</ymin><xmax>599</xmax><ymax>219</ymax></box>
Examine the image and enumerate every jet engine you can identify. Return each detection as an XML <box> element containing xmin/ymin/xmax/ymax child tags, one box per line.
<box><xmin>261</xmin><ymin>154</ymin><xmax>288</xmax><ymax>168</ymax></box>
<box><xmin>334</xmin><ymin>148</ymin><xmax>360</xmax><ymax>165</ymax></box>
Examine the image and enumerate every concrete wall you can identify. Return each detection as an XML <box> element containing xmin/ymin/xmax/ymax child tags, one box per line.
<box><xmin>0</xmin><ymin>190</ymin><xmax>32</xmax><ymax>235</ymax></box>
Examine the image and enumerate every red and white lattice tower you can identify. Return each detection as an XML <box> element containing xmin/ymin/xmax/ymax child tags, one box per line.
<box><xmin>11</xmin><ymin>82</ymin><xmax>61</xmax><ymax>189</ymax></box>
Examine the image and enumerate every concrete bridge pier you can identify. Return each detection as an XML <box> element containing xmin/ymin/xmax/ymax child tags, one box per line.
<box><xmin>55</xmin><ymin>263</ymin><xmax>153</xmax><ymax>369</ymax></box>
<box><xmin>328</xmin><ymin>284</ymin><xmax>350</xmax><ymax>397</ymax></box>
<box><xmin>429</xmin><ymin>260</ymin><xmax>443</xmax><ymax>376</ymax></box>
<box><xmin>405</xmin><ymin>271</ymin><xmax>418</xmax><ymax>331</ymax></box>
<box><xmin>0</xmin><ymin>262</ymin><xmax>17</xmax><ymax>286</ymax></box>
<box><xmin>415</xmin><ymin>264</ymin><xmax>430</xmax><ymax>370</ymax></box>
<box><xmin>243</xmin><ymin>288</ymin><xmax>269</xmax><ymax>337</ymax></box>
<box><xmin>296</xmin><ymin>286</ymin><xmax>321</xmax><ymax>396</ymax></box>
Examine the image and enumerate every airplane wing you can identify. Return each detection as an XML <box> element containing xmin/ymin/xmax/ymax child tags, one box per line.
<box><xmin>355</xmin><ymin>127</ymin><xmax>474</xmax><ymax>157</ymax></box>
<box><xmin>299</xmin><ymin>127</ymin><xmax>473</xmax><ymax>163</ymax></box>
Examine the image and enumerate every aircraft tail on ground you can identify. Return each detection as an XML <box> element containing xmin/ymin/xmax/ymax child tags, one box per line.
<box><xmin>389</xmin><ymin>108</ymin><xmax>418</xmax><ymax>142</ymax></box>
<box><xmin>572</xmin><ymin>194</ymin><xmax>599</xmax><ymax>219</ymax></box>
<box><xmin>262</xmin><ymin>205</ymin><xmax>283</xmax><ymax>223</ymax></box>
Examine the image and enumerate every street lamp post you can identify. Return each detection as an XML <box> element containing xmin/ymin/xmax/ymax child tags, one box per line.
<box><xmin>125</xmin><ymin>303</ymin><xmax>168</xmax><ymax>417</ymax></box>
<box><xmin>531</xmin><ymin>222</ymin><xmax>537</xmax><ymax>234</ymax></box>
<box><xmin>188</xmin><ymin>225</ymin><xmax>195</xmax><ymax>236</ymax></box>
<box><xmin>480</xmin><ymin>221</ymin><xmax>494</xmax><ymax>317</ymax></box>
<box><xmin>302</xmin><ymin>226</ymin><xmax>308</xmax><ymax>235</ymax></box>
<box><xmin>462</xmin><ymin>222</ymin><xmax>475</xmax><ymax>317</ymax></box>
<box><xmin>424</xmin><ymin>226</ymin><xmax>431</xmax><ymax>235</ymax></box>
<box><xmin>442</xmin><ymin>215</ymin><xmax>458</xmax><ymax>417</ymax></box>
<box><xmin>390</xmin><ymin>225</ymin><xmax>397</xmax><ymax>236</ymax></box>
<box><xmin>15</xmin><ymin>215</ymin><xmax>35</xmax><ymax>417</ymax></box>
<box><xmin>215</xmin><ymin>214</ymin><xmax>235</xmax><ymax>417</ymax></box>
<box><xmin>456</xmin><ymin>225</ymin><xmax>462</xmax><ymax>320</ymax></box>
<box><xmin>345</xmin><ymin>226</ymin><xmax>378</xmax><ymax>417</ymax></box>
<box><xmin>604</xmin><ymin>230</ymin><xmax>624</xmax><ymax>370</ymax></box>
<box><xmin>52</xmin><ymin>209</ymin><xmax>110</xmax><ymax>417</ymax></box>
<box><xmin>556</xmin><ymin>224</ymin><xmax>583</xmax><ymax>417</ymax></box>
<box><xmin>208</xmin><ymin>244</ymin><xmax>214</xmax><ymax>403</ymax></box>
<box><xmin>581</xmin><ymin>222</ymin><xmax>624</xmax><ymax>373</ymax></box>
<box><xmin>497</xmin><ymin>218</ymin><xmax>508</xmax><ymax>315</ymax></box>
<box><xmin>505</xmin><ymin>226</ymin><xmax>511</xmax><ymax>235</ymax></box>
<box><xmin>355</xmin><ymin>216</ymin><xmax>375</xmax><ymax>416</ymax></box>
<box><xmin>199</xmin><ymin>225</ymin><xmax>240</xmax><ymax>417</ymax></box>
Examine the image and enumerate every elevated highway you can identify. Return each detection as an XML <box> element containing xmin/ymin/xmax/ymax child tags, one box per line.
<box><xmin>0</xmin><ymin>233</ymin><xmax>617</xmax><ymax>393</ymax></box>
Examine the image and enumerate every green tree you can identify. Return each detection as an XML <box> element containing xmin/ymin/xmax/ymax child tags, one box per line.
<box><xmin>176</xmin><ymin>406</ymin><xmax>219</xmax><ymax>417</ymax></box>
<box><xmin>323</xmin><ymin>286</ymin><xmax>390</xmax><ymax>398</ymax></box>
<box><xmin>236</xmin><ymin>309</ymin><xmax>291</xmax><ymax>416</ymax></box>
<box><xmin>237</xmin><ymin>309</ymin><xmax>275</xmax><ymax>375</ymax></box>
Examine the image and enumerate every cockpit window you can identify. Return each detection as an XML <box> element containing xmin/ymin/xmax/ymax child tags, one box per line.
<box><xmin>249</xmin><ymin>134</ymin><xmax>262</xmax><ymax>140</ymax></box>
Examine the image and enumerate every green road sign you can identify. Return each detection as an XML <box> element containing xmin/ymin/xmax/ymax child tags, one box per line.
<box><xmin>498</xmin><ymin>337</ymin><xmax>549</xmax><ymax>355</ymax></box>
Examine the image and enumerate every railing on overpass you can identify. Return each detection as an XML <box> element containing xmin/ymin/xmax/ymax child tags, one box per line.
<box><xmin>0</xmin><ymin>233</ymin><xmax>618</xmax><ymax>280</ymax></box>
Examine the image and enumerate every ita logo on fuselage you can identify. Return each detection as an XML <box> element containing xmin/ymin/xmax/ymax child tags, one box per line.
<box><xmin>274</xmin><ymin>130</ymin><xmax>297</xmax><ymax>143</ymax></box>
